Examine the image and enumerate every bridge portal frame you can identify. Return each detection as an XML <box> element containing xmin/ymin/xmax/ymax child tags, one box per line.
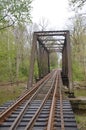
<box><xmin>27</xmin><ymin>30</ymin><xmax>74</xmax><ymax>96</ymax></box>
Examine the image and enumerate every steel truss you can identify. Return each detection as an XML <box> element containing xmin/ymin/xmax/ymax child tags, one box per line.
<box><xmin>27</xmin><ymin>30</ymin><xmax>74</xmax><ymax>97</ymax></box>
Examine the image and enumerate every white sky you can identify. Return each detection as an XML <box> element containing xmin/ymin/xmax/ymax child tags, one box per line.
<box><xmin>31</xmin><ymin>0</ymin><xmax>74</xmax><ymax>29</ymax></box>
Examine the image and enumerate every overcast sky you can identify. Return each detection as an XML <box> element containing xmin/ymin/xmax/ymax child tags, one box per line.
<box><xmin>31</xmin><ymin>0</ymin><xmax>74</xmax><ymax>29</ymax></box>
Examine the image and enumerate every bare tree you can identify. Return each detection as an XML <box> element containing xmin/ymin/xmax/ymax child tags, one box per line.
<box><xmin>39</xmin><ymin>17</ymin><xmax>49</xmax><ymax>31</ymax></box>
<box><xmin>69</xmin><ymin>0</ymin><xmax>86</xmax><ymax>9</ymax></box>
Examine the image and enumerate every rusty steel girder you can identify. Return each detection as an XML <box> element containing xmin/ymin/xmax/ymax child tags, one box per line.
<box><xmin>27</xmin><ymin>30</ymin><xmax>73</xmax><ymax>96</ymax></box>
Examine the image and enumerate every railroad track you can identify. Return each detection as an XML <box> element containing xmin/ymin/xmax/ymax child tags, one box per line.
<box><xmin>0</xmin><ymin>70</ymin><xmax>78</xmax><ymax>130</ymax></box>
<box><xmin>0</xmin><ymin>71</ymin><xmax>52</xmax><ymax>116</ymax></box>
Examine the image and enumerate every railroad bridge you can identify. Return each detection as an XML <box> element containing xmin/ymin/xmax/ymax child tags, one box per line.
<box><xmin>0</xmin><ymin>30</ymin><xmax>78</xmax><ymax>130</ymax></box>
<box><xmin>27</xmin><ymin>30</ymin><xmax>74</xmax><ymax>97</ymax></box>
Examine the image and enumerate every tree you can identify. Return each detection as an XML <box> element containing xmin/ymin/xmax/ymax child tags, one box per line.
<box><xmin>0</xmin><ymin>23</ymin><xmax>32</xmax><ymax>83</ymax></box>
<box><xmin>0</xmin><ymin>28</ymin><xmax>15</xmax><ymax>82</ymax></box>
<box><xmin>27</xmin><ymin>23</ymin><xmax>39</xmax><ymax>46</ymax></box>
<box><xmin>69</xmin><ymin>14</ymin><xmax>86</xmax><ymax>80</ymax></box>
<box><xmin>14</xmin><ymin>24</ymin><xmax>30</xmax><ymax>82</ymax></box>
<box><xmin>39</xmin><ymin>17</ymin><xmax>49</xmax><ymax>31</ymax></box>
<box><xmin>50</xmin><ymin>53</ymin><xmax>58</xmax><ymax>70</ymax></box>
<box><xmin>69</xmin><ymin>0</ymin><xmax>86</xmax><ymax>8</ymax></box>
<box><xmin>0</xmin><ymin>0</ymin><xmax>32</xmax><ymax>30</ymax></box>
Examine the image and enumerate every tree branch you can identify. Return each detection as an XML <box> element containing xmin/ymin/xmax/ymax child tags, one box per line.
<box><xmin>0</xmin><ymin>15</ymin><xmax>8</xmax><ymax>22</ymax></box>
<box><xmin>0</xmin><ymin>22</ymin><xmax>15</xmax><ymax>30</ymax></box>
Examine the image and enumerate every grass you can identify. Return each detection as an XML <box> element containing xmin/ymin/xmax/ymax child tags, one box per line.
<box><xmin>0</xmin><ymin>82</ymin><xmax>86</xmax><ymax>130</ymax></box>
<box><xmin>75</xmin><ymin>112</ymin><xmax>86</xmax><ymax>130</ymax></box>
<box><xmin>75</xmin><ymin>89</ymin><xmax>86</xmax><ymax>97</ymax></box>
<box><xmin>0</xmin><ymin>84</ymin><xmax>26</xmax><ymax>105</ymax></box>
<box><xmin>74</xmin><ymin>89</ymin><xmax>86</xmax><ymax>130</ymax></box>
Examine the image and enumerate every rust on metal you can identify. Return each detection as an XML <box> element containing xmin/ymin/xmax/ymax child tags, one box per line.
<box><xmin>46</xmin><ymin>71</ymin><xmax>58</xmax><ymax>130</ymax></box>
<box><xmin>59</xmin><ymin>72</ymin><xmax>65</xmax><ymax>130</ymax></box>
<box><xmin>9</xmin><ymin>72</ymin><xmax>52</xmax><ymax>130</ymax></box>
<box><xmin>0</xmin><ymin>71</ymin><xmax>78</xmax><ymax>130</ymax></box>
<box><xmin>0</xmin><ymin>72</ymin><xmax>51</xmax><ymax>124</ymax></box>
<box><xmin>27</xmin><ymin>30</ymin><xmax>73</xmax><ymax>96</ymax></box>
<box><xmin>27</xmin><ymin>33</ymin><xmax>37</xmax><ymax>88</ymax></box>
<box><xmin>24</xmin><ymin>71</ymin><xmax>57</xmax><ymax>130</ymax></box>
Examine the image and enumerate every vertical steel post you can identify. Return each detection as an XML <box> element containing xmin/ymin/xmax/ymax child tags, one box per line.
<box><xmin>36</xmin><ymin>42</ymin><xmax>40</xmax><ymax>79</ymax></box>
<box><xmin>62</xmin><ymin>48</ymin><xmax>64</xmax><ymax>75</ymax></box>
<box><xmin>62</xmin><ymin>41</ymin><xmax>69</xmax><ymax>87</ymax></box>
<box><xmin>42</xmin><ymin>48</ymin><xmax>46</xmax><ymax>76</ymax></box>
<box><xmin>44</xmin><ymin>49</ymin><xmax>46</xmax><ymax>76</ymax></box>
<box><xmin>27</xmin><ymin>33</ymin><xmax>37</xmax><ymax>88</ymax></box>
<box><xmin>47</xmin><ymin>51</ymin><xmax>50</xmax><ymax>73</ymax></box>
<box><xmin>43</xmin><ymin>49</ymin><xmax>50</xmax><ymax>76</ymax></box>
<box><xmin>62</xmin><ymin>43</ymin><xmax>67</xmax><ymax>76</ymax></box>
<box><xmin>38</xmin><ymin>41</ymin><xmax>50</xmax><ymax>78</ymax></box>
<box><xmin>66</xmin><ymin>31</ymin><xmax>74</xmax><ymax>96</ymax></box>
<box><xmin>40</xmin><ymin>45</ymin><xmax>44</xmax><ymax>78</ymax></box>
<box><xmin>37</xmin><ymin>43</ymin><xmax>42</xmax><ymax>79</ymax></box>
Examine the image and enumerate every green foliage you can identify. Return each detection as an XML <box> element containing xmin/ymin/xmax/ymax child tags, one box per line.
<box><xmin>0</xmin><ymin>29</ymin><xmax>15</xmax><ymax>81</ymax></box>
<box><xmin>0</xmin><ymin>25</ymin><xmax>31</xmax><ymax>83</ymax></box>
<box><xmin>50</xmin><ymin>53</ymin><xmax>58</xmax><ymax>70</ymax></box>
<box><xmin>0</xmin><ymin>0</ymin><xmax>32</xmax><ymax>30</ymax></box>
<box><xmin>19</xmin><ymin>60</ymin><xmax>30</xmax><ymax>80</ymax></box>
<box><xmin>70</xmin><ymin>14</ymin><xmax>86</xmax><ymax>81</ymax></box>
<box><xmin>34</xmin><ymin>60</ymin><xmax>39</xmax><ymax>80</ymax></box>
<box><xmin>0</xmin><ymin>84</ymin><xmax>25</xmax><ymax>105</ymax></box>
<box><xmin>75</xmin><ymin>89</ymin><xmax>86</xmax><ymax>97</ymax></box>
<box><xmin>20</xmin><ymin>67</ymin><xmax>28</xmax><ymax>77</ymax></box>
<box><xmin>75</xmin><ymin>114</ymin><xmax>86</xmax><ymax>130</ymax></box>
<box><xmin>72</xmin><ymin>61</ymin><xmax>84</xmax><ymax>81</ymax></box>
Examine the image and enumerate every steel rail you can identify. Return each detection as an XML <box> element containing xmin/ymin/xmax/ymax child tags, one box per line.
<box><xmin>46</xmin><ymin>71</ymin><xmax>58</xmax><ymax>130</ymax></box>
<box><xmin>9</xmin><ymin>71</ymin><xmax>54</xmax><ymax>130</ymax></box>
<box><xmin>0</xmin><ymin>72</ymin><xmax>51</xmax><ymax>124</ymax></box>
<box><xmin>24</xmin><ymin>71</ymin><xmax>57</xmax><ymax>130</ymax></box>
<box><xmin>59</xmin><ymin>72</ymin><xmax>65</xmax><ymax>130</ymax></box>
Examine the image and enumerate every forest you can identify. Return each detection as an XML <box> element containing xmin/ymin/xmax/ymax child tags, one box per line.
<box><xmin>0</xmin><ymin>0</ymin><xmax>86</xmax><ymax>84</ymax></box>
<box><xmin>0</xmin><ymin>0</ymin><xmax>86</xmax><ymax>129</ymax></box>
<box><xmin>0</xmin><ymin>1</ymin><xmax>58</xmax><ymax>84</ymax></box>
